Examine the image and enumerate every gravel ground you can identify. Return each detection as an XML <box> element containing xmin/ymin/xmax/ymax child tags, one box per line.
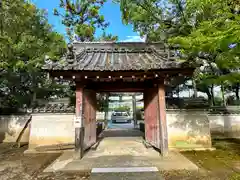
<box><xmin>0</xmin><ymin>143</ymin><xmax>90</xmax><ymax>180</ymax></box>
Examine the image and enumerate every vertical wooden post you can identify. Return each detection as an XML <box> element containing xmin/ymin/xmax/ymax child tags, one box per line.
<box><xmin>158</xmin><ymin>80</ymin><xmax>168</xmax><ymax>156</ymax></box>
<box><xmin>75</xmin><ymin>84</ymin><xmax>84</xmax><ymax>158</ymax></box>
<box><xmin>104</xmin><ymin>93</ymin><xmax>109</xmax><ymax>129</ymax></box>
<box><xmin>132</xmin><ymin>94</ymin><xmax>137</xmax><ymax>128</ymax></box>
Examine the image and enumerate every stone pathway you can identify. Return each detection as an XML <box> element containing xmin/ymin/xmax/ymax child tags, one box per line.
<box><xmin>44</xmin><ymin>129</ymin><xmax>198</xmax><ymax>173</ymax></box>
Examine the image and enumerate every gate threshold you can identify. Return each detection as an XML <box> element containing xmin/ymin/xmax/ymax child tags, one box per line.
<box><xmin>91</xmin><ymin>167</ymin><xmax>158</xmax><ymax>173</ymax></box>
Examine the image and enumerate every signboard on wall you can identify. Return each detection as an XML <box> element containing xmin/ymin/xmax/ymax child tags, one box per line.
<box><xmin>74</xmin><ymin>116</ymin><xmax>82</xmax><ymax>128</ymax></box>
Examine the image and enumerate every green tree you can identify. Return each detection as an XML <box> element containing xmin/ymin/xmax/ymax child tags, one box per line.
<box><xmin>116</xmin><ymin>0</ymin><xmax>191</xmax><ymax>42</ymax></box>
<box><xmin>0</xmin><ymin>0</ymin><xmax>66</xmax><ymax>111</ymax></box>
<box><xmin>54</xmin><ymin>0</ymin><xmax>109</xmax><ymax>42</ymax></box>
<box><xmin>117</xmin><ymin>0</ymin><xmax>200</xmax><ymax>99</ymax></box>
<box><xmin>95</xmin><ymin>31</ymin><xmax>118</xmax><ymax>41</ymax></box>
<box><xmin>117</xmin><ymin>0</ymin><xmax>240</xmax><ymax>106</ymax></box>
<box><xmin>169</xmin><ymin>0</ymin><xmax>240</xmax><ymax>105</ymax></box>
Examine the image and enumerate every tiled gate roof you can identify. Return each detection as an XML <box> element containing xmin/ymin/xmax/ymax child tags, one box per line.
<box><xmin>43</xmin><ymin>42</ymin><xmax>188</xmax><ymax>71</ymax></box>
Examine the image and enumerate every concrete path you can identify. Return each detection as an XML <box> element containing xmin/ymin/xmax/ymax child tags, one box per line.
<box><xmin>44</xmin><ymin>128</ymin><xmax>198</xmax><ymax>173</ymax></box>
<box><xmin>107</xmin><ymin>121</ymin><xmax>136</xmax><ymax>129</ymax></box>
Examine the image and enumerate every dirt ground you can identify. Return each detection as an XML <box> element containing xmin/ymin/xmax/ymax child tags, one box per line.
<box><xmin>0</xmin><ymin>138</ymin><xmax>239</xmax><ymax>180</ymax></box>
<box><xmin>0</xmin><ymin>144</ymin><xmax>90</xmax><ymax>180</ymax></box>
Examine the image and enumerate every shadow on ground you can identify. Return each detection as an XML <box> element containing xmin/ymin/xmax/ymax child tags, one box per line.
<box><xmin>102</xmin><ymin>129</ymin><xmax>144</xmax><ymax>138</ymax></box>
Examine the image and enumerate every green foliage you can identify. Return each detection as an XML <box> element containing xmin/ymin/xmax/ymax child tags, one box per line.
<box><xmin>114</xmin><ymin>106</ymin><xmax>130</xmax><ymax>113</ymax></box>
<box><xmin>116</xmin><ymin>0</ymin><xmax>191</xmax><ymax>42</ymax></box>
<box><xmin>54</xmin><ymin>0</ymin><xmax>109</xmax><ymax>41</ymax></box>
<box><xmin>0</xmin><ymin>0</ymin><xmax>67</xmax><ymax>110</ymax></box>
<box><xmin>95</xmin><ymin>31</ymin><xmax>118</xmax><ymax>41</ymax></box>
<box><xmin>169</xmin><ymin>0</ymin><xmax>240</xmax><ymax>104</ymax></box>
<box><xmin>96</xmin><ymin>93</ymin><xmax>109</xmax><ymax>111</ymax></box>
<box><xmin>117</xmin><ymin>0</ymin><xmax>240</xmax><ymax>105</ymax></box>
<box><xmin>136</xmin><ymin>109</ymin><xmax>144</xmax><ymax>120</ymax></box>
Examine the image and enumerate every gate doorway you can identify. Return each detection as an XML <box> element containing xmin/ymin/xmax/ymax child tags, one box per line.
<box><xmin>85</xmin><ymin>90</ymin><xmax>158</xmax><ymax>162</ymax></box>
<box><xmin>78</xmin><ymin>83</ymin><xmax>169</xmax><ymax>158</ymax></box>
<box><xmin>99</xmin><ymin>92</ymin><xmax>143</xmax><ymax>131</ymax></box>
<box><xmin>43</xmin><ymin>42</ymin><xmax>195</xmax><ymax>158</ymax></box>
<box><xmin>96</xmin><ymin>92</ymin><xmax>145</xmax><ymax>149</ymax></box>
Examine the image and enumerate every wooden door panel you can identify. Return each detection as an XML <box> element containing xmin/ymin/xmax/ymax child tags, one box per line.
<box><xmin>144</xmin><ymin>87</ymin><xmax>160</xmax><ymax>149</ymax></box>
<box><xmin>83</xmin><ymin>89</ymin><xmax>97</xmax><ymax>150</ymax></box>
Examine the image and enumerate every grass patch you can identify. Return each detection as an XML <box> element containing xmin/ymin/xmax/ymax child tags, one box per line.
<box><xmin>229</xmin><ymin>173</ymin><xmax>240</xmax><ymax>180</ymax></box>
<box><xmin>180</xmin><ymin>138</ymin><xmax>240</xmax><ymax>179</ymax></box>
<box><xmin>162</xmin><ymin>170</ymin><xmax>204</xmax><ymax>180</ymax></box>
<box><xmin>182</xmin><ymin>150</ymin><xmax>230</xmax><ymax>171</ymax></box>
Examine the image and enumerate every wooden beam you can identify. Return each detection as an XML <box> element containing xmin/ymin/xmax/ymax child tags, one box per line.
<box><xmin>107</xmin><ymin>92</ymin><xmax>142</xmax><ymax>96</ymax></box>
<box><xmin>48</xmin><ymin>68</ymin><xmax>195</xmax><ymax>81</ymax></box>
<box><xmin>85</xmin><ymin>81</ymin><xmax>155</xmax><ymax>92</ymax></box>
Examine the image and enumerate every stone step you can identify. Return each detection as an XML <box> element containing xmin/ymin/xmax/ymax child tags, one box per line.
<box><xmin>91</xmin><ymin>167</ymin><xmax>158</xmax><ymax>173</ymax></box>
<box><xmin>90</xmin><ymin>172</ymin><xmax>164</xmax><ymax>180</ymax></box>
<box><xmin>90</xmin><ymin>167</ymin><xmax>164</xmax><ymax>180</ymax></box>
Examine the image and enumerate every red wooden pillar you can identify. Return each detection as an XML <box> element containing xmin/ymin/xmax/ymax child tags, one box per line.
<box><xmin>75</xmin><ymin>84</ymin><xmax>84</xmax><ymax>158</ymax></box>
<box><xmin>158</xmin><ymin>81</ymin><xmax>168</xmax><ymax>156</ymax></box>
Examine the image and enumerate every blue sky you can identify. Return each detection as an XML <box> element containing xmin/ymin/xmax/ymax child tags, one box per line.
<box><xmin>31</xmin><ymin>0</ymin><xmax>144</xmax><ymax>42</ymax></box>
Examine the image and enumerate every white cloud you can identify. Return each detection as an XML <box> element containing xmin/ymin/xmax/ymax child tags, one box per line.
<box><xmin>121</xmin><ymin>35</ymin><xmax>146</xmax><ymax>42</ymax></box>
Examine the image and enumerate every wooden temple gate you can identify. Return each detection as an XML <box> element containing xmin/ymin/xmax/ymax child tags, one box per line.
<box><xmin>43</xmin><ymin>42</ymin><xmax>195</xmax><ymax>158</ymax></box>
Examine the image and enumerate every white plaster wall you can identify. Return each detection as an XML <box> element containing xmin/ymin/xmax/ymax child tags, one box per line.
<box><xmin>1</xmin><ymin>111</ymin><xmax>239</xmax><ymax>152</ymax></box>
<box><xmin>28</xmin><ymin>113</ymin><xmax>75</xmax><ymax>149</ymax></box>
<box><xmin>209</xmin><ymin>114</ymin><xmax>240</xmax><ymax>138</ymax></box>
<box><xmin>167</xmin><ymin>110</ymin><xmax>211</xmax><ymax>149</ymax></box>
<box><xmin>0</xmin><ymin>115</ymin><xmax>30</xmax><ymax>143</ymax></box>
<box><xmin>166</xmin><ymin>111</ymin><xmax>240</xmax><ymax>149</ymax></box>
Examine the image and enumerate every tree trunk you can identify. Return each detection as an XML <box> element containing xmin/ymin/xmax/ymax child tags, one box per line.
<box><xmin>168</xmin><ymin>90</ymin><xmax>173</xmax><ymax>98</ymax></box>
<box><xmin>31</xmin><ymin>91</ymin><xmax>37</xmax><ymax>106</ymax></box>
<box><xmin>104</xmin><ymin>93</ymin><xmax>109</xmax><ymax>129</ymax></box>
<box><xmin>210</xmin><ymin>85</ymin><xmax>215</xmax><ymax>106</ymax></box>
<box><xmin>221</xmin><ymin>84</ymin><xmax>226</xmax><ymax>106</ymax></box>
<box><xmin>178</xmin><ymin>85</ymin><xmax>180</xmax><ymax>98</ymax></box>
<box><xmin>31</xmin><ymin>75</ymin><xmax>37</xmax><ymax>107</ymax></box>
<box><xmin>132</xmin><ymin>94</ymin><xmax>137</xmax><ymax>128</ymax></box>
<box><xmin>235</xmin><ymin>83</ymin><xmax>240</xmax><ymax>101</ymax></box>
<box><xmin>119</xmin><ymin>94</ymin><xmax>122</xmax><ymax>102</ymax></box>
<box><xmin>16</xmin><ymin>116</ymin><xmax>32</xmax><ymax>148</ymax></box>
<box><xmin>192</xmin><ymin>79</ymin><xmax>198</xmax><ymax>98</ymax></box>
<box><xmin>206</xmin><ymin>90</ymin><xmax>213</xmax><ymax>106</ymax></box>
